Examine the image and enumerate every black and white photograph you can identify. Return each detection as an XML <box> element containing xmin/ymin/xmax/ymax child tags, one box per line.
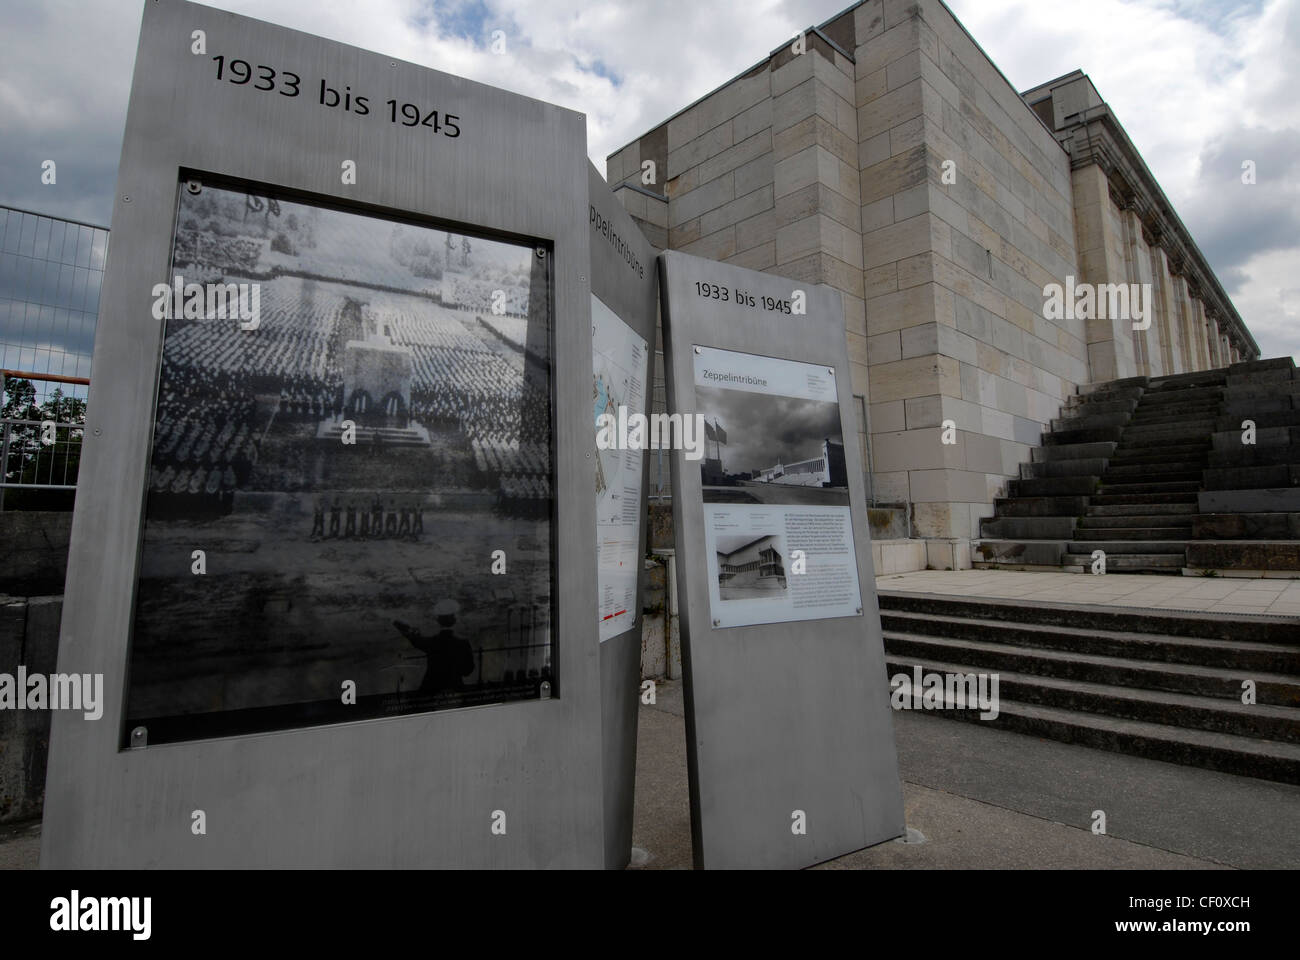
<box><xmin>696</xmin><ymin>384</ymin><xmax>849</xmax><ymax>506</ymax></box>
<box><xmin>125</xmin><ymin>179</ymin><xmax>555</xmax><ymax>742</ymax></box>
<box><xmin>714</xmin><ymin>531</ymin><xmax>789</xmax><ymax>600</ymax></box>
<box><xmin>1</xmin><ymin>0</ymin><xmax>1297</xmax><ymax>906</ymax></box>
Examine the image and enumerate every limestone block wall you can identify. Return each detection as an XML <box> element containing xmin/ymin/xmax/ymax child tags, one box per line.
<box><xmin>607</xmin><ymin>23</ymin><xmax>873</xmax><ymax>475</ymax></box>
<box><xmin>855</xmin><ymin>0</ymin><xmax>1085</xmax><ymax>540</ymax></box>
<box><xmin>607</xmin><ymin>0</ymin><xmax>1254</xmax><ymax>545</ymax></box>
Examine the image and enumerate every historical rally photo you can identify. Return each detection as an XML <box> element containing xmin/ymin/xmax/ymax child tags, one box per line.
<box><xmin>126</xmin><ymin>178</ymin><xmax>555</xmax><ymax>742</ymax></box>
<box><xmin>695</xmin><ymin>382</ymin><xmax>849</xmax><ymax>507</ymax></box>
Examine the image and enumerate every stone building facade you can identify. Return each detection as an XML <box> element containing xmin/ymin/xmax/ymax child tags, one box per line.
<box><xmin>608</xmin><ymin>0</ymin><xmax>1257</xmax><ymax>552</ymax></box>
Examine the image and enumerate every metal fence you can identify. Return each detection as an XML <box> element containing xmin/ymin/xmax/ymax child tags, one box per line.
<box><xmin>1</xmin><ymin>417</ymin><xmax>85</xmax><ymax>490</ymax></box>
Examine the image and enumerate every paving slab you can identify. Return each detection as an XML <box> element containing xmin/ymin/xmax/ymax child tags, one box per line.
<box><xmin>879</xmin><ymin>569</ymin><xmax>1300</xmax><ymax>616</ymax></box>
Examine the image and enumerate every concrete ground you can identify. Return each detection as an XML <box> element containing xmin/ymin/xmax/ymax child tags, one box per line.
<box><xmin>878</xmin><ymin>568</ymin><xmax>1300</xmax><ymax>617</ymax></box>
<box><xmin>3</xmin><ymin>686</ymin><xmax>1295</xmax><ymax>870</ymax></box>
<box><xmin>5</xmin><ymin>565</ymin><xmax>1296</xmax><ymax>870</ymax></box>
<box><xmin>631</xmin><ymin>678</ymin><xmax>1300</xmax><ymax>870</ymax></box>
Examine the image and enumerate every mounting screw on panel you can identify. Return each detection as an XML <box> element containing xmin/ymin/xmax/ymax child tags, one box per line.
<box><xmin>535</xmin><ymin>247</ymin><xmax>546</xmax><ymax>259</ymax></box>
<box><xmin>539</xmin><ymin>680</ymin><xmax>552</xmax><ymax>700</ymax></box>
<box><xmin>130</xmin><ymin>726</ymin><xmax>147</xmax><ymax>749</ymax></box>
<box><xmin>185</xmin><ymin>179</ymin><xmax>202</xmax><ymax>195</ymax></box>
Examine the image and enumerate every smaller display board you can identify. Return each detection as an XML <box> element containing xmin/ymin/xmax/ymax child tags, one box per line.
<box><xmin>659</xmin><ymin>250</ymin><xmax>904</xmax><ymax>870</ymax></box>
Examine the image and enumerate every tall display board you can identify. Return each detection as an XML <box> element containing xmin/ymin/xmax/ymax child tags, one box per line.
<box><xmin>586</xmin><ymin>164</ymin><xmax>658</xmax><ymax>868</ymax></box>
<box><xmin>658</xmin><ymin>250</ymin><xmax>904</xmax><ymax>869</ymax></box>
<box><xmin>42</xmin><ymin>0</ymin><xmax>607</xmax><ymax>868</ymax></box>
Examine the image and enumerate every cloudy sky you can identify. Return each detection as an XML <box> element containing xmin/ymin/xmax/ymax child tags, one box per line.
<box><xmin>696</xmin><ymin>385</ymin><xmax>842</xmax><ymax>475</ymax></box>
<box><xmin>2</xmin><ymin>0</ymin><xmax>1296</xmax><ymax>360</ymax></box>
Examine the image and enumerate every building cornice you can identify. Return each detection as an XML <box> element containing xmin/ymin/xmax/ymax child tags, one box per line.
<box><xmin>1059</xmin><ymin>105</ymin><xmax>1257</xmax><ymax>358</ymax></box>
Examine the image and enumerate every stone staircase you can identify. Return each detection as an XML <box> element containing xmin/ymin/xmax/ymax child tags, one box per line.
<box><xmin>879</xmin><ymin>591</ymin><xmax>1300</xmax><ymax>783</ymax></box>
<box><xmin>975</xmin><ymin>358</ymin><xmax>1300</xmax><ymax>574</ymax></box>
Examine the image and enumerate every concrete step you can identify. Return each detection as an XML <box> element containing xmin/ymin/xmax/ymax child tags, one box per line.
<box><xmin>1103</xmin><ymin>474</ymin><xmax>1203</xmax><ymax>487</ymax></box>
<box><xmin>1110</xmin><ymin>445</ymin><xmax>1210</xmax><ymax>464</ymax></box>
<box><xmin>993</xmin><ymin>496</ymin><xmax>1089</xmax><ymax>517</ymax></box>
<box><xmin>1086</xmin><ymin>502</ymin><xmax>1197</xmax><ymax>516</ymax></box>
<box><xmin>1009</xmin><ymin>476</ymin><xmax>1098</xmax><ymax>497</ymax></box>
<box><xmin>1089</xmin><ymin>492</ymin><xmax>1198</xmax><ymax>505</ymax></box>
<box><xmin>883</xmin><ymin>687</ymin><xmax>1300</xmax><ymax>784</ymax></box>
<box><xmin>1079</xmin><ymin>381</ymin><xmax>1147</xmax><ymax>397</ymax></box>
<box><xmin>1134</xmin><ymin>394</ymin><xmax>1222</xmax><ymax>406</ymax></box>
<box><xmin>1128</xmin><ymin>408</ymin><xmax>1221</xmax><ymax>426</ymax></box>
<box><xmin>1062</xmin><ymin>552</ymin><xmax>1185</xmax><ymax>571</ymax></box>
<box><xmin>1187</xmin><ymin>541</ymin><xmax>1300</xmax><ymax>573</ymax></box>
<box><xmin>1132</xmin><ymin>397</ymin><xmax>1223</xmax><ymax>412</ymax></box>
<box><xmin>1020</xmin><ymin>458</ymin><xmax>1107</xmax><ymax>479</ymax></box>
<box><xmin>971</xmin><ymin>539</ymin><xmax>1068</xmax><ymax>566</ymax></box>
<box><xmin>1139</xmin><ymin>384</ymin><xmax>1226</xmax><ymax>403</ymax></box>
<box><xmin>1228</xmin><ymin>357</ymin><xmax>1297</xmax><ymax>375</ymax></box>
<box><xmin>885</xmin><ymin>654</ymin><xmax>1300</xmax><ymax>745</ymax></box>
<box><xmin>1227</xmin><ymin>365</ymin><xmax>1296</xmax><ymax>385</ymax></box>
<box><xmin>1066</xmin><ymin>539</ymin><xmax>1188</xmax><ymax>554</ymax></box>
<box><xmin>1053</xmin><ymin>413</ymin><xmax>1130</xmax><ymax>431</ymax></box>
<box><xmin>1150</xmin><ymin>368</ymin><xmax>1231</xmax><ymax>388</ymax></box>
<box><xmin>1205</xmin><ymin>464</ymin><xmax>1300</xmax><ymax>490</ymax></box>
<box><xmin>1072</xmin><ymin>527</ymin><xmax>1193</xmax><ymax>540</ymax></box>
<box><xmin>1208</xmin><ymin>446</ymin><xmax>1300</xmax><ymax>470</ymax></box>
<box><xmin>876</xmin><ymin>591</ymin><xmax>1300</xmax><ymax>643</ymax></box>
<box><xmin>1060</xmin><ymin>399</ymin><xmax>1137</xmax><ymax>417</ymax></box>
<box><xmin>1200</xmin><ymin>489</ymin><xmax>1300</xmax><ymax>513</ymax></box>
<box><xmin>1103</xmin><ymin>461</ymin><xmax>1204</xmax><ymax>478</ymax></box>
<box><xmin>1192</xmin><ymin>513</ymin><xmax>1300</xmax><ymax>540</ymax></box>
<box><xmin>1043</xmin><ymin>427</ymin><xmax>1124</xmax><ymax>446</ymax></box>
<box><xmin>1078</xmin><ymin>514</ymin><xmax>1193</xmax><ymax>528</ymax></box>
<box><xmin>879</xmin><ymin>609</ymin><xmax>1300</xmax><ymax>673</ymax></box>
<box><xmin>881</xmin><ymin>633</ymin><xmax>1300</xmax><ymax>706</ymax></box>
<box><xmin>980</xmin><ymin>517</ymin><xmax>1075</xmax><ymax>539</ymax></box>
<box><xmin>1098</xmin><ymin>480</ymin><xmax>1201</xmax><ymax>495</ymax></box>
<box><xmin>1123</xmin><ymin>421</ymin><xmax>1217</xmax><ymax>438</ymax></box>
<box><xmin>1032</xmin><ymin>441</ymin><xmax>1116</xmax><ymax>462</ymax></box>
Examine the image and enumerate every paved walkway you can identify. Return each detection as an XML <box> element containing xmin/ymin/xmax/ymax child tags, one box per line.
<box><xmin>876</xmin><ymin>569</ymin><xmax>1300</xmax><ymax>617</ymax></box>
<box><xmin>631</xmin><ymin>680</ymin><xmax>1299</xmax><ymax>870</ymax></box>
<box><xmin>4</xmin><ymin>679</ymin><xmax>1295</xmax><ymax>870</ymax></box>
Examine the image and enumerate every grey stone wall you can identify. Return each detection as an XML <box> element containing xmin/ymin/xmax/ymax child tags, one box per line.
<box><xmin>0</xmin><ymin>596</ymin><xmax>61</xmax><ymax>823</ymax></box>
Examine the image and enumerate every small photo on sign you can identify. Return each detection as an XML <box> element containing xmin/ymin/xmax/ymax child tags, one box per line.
<box><xmin>125</xmin><ymin>175</ymin><xmax>556</xmax><ymax>744</ymax></box>
<box><xmin>693</xmin><ymin>345</ymin><xmax>861</xmax><ymax>629</ymax></box>
<box><xmin>694</xmin><ymin>349</ymin><xmax>848</xmax><ymax>507</ymax></box>
<box><xmin>715</xmin><ymin>531</ymin><xmax>789</xmax><ymax>602</ymax></box>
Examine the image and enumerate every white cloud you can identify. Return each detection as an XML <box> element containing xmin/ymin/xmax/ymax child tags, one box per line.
<box><xmin>944</xmin><ymin>0</ymin><xmax>1300</xmax><ymax>360</ymax></box>
<box><xmin>1</xmin><ymin>0</ymin><xmax>1295</xmax><ymax>359</ymax></box>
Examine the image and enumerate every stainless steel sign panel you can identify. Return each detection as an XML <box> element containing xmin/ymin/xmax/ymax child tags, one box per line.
<box><xmin>658</xmin><ymin>249</ymin><xmax>904</xmax><ymax>869</ymax></box>
<box><xmin>586</xmin><ymin>163</ymin><xmax>659</xmax><ymax>869</ymax></box>
<box><xmin>42</xmin><ymin>0</ymin><xmax>601</xmax><ymax>868</ymax></box>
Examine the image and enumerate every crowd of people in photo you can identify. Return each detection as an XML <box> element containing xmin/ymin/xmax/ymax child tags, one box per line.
<box><xmin>309</xmin><ymin>493</ymin><xmax>426</xmax><ymax>541</ymax></box>
<box><xmin>174</xmin><ymin>230</ymin><xmax>264</xmax><ymax>274</ymax></box>
<box><xmin>148</xmin><ymin>269</ymin><xmax>553</xmax><ymax>515</ymax></box>
<box><xmin>441</xmin><ymin>274</ymin><xmax>529</xmax><ymax>316</ymax></box>
<box><xmin>148</xmin><ymin>363</ymin><xmax>257</xmax><ymax>512</ymax></box>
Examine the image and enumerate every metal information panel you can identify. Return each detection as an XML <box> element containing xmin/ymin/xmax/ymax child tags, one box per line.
<box><xmin>659</xmin><ymin>250</ymin><xmax>904</xmax><ymax>869</ymax></box>
<box><xmin>586</xmin><ymin>163</ymin><xmax>657</xmax><ymax>869</ymax></box>
<box><xmin>43</xmin><ymin>0</ymin><xmax>607</xmax><ymax>868</ymax></box>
